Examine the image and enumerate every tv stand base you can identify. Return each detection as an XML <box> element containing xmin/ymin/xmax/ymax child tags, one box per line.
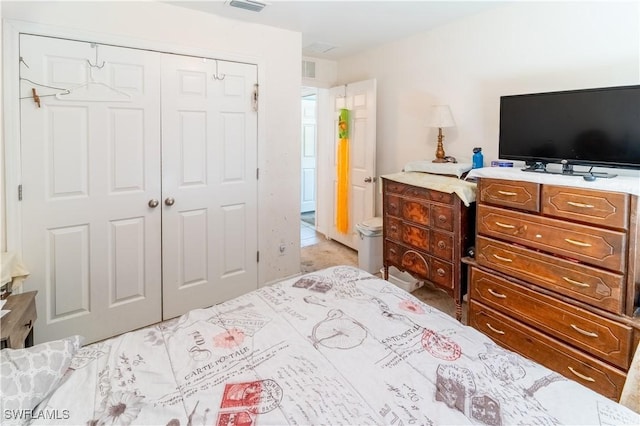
<box><xmin>521</xmin><ymin>162</ymin><xmax>617</xmax><ymax>179</ymax></box>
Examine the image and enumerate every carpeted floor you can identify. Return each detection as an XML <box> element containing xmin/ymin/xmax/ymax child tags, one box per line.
<box><xmin>300</xmin><ymin>239</ymin><xmax>357</xmax><ymax>273</ymax></box>
<box><xmin>300</xmin><ymin>237</ymin><xmax>466</xmax><ymax>323</ymax></box>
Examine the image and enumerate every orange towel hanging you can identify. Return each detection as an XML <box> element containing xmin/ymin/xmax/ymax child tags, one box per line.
<box><xmin>336</xmin><ymin>108</ymin><xmax>350</xmax><ymax>234</ymax></box>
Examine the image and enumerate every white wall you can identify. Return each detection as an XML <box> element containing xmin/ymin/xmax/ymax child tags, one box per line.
<box><xmin>302</xmin><ymin>55</ymin><xmax>338</xmax><ymax>88</ymax></box>
<box><xmin>337</xmin><ymin>1</ymin><xmax>640</xmax><ymax>190</ymax></box>
<box><xmin>1</xmin><ymin>1</ymin><xmax>302</xmax><ymax>284</ymax></box>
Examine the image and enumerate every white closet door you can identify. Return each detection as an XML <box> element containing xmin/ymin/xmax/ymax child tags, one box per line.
<box><xmin>19</xmin><ymin>35</ymin><xmax>162</xmax><ymax>344</ymax></box>
<box><xmin>161</xmin><ymin>55</ymin><xmax>258</xmax><ymax>319</ymax></box>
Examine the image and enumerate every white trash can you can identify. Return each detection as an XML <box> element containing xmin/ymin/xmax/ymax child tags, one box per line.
<box><xmin>356</xmin><ymin>217</ymin><xmax>384</xmax><ymax>274</ymax></box>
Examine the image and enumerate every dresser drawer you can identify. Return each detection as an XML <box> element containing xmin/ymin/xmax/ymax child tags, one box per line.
<box><xmin>469</xmin><ymin>301</ymin><xmax>626</xmax><ymax>400</ymax></box>
<box><xmin>470</xmin><ymin>267</ymin><xmax>632</xmax><ymax>369</ymax></box>
<box><xmin>384</xmin><ymin>194</ymin><xmax>401</xmax><ymax>217</ymax></box>
<box><xmin>476</xmin><ymin>236</ymin><xmax>625</xmax><ymax>314</ymax></box>
<box><xmin>385</xmin><ymin>240</ymin><xmax>429</xmax><ymax>279</ymax></box>
<box><xmin>385</xmin><ymin>217</ymin><xmax>403</xmax><ymax>241</ymax></box>
<box><xmin>542</xmin><ymin>185</ymin><xmax>630</xmax><ymax>231</ymax></box>
<box><xmin>479</xmin><ymin>178</ymin><xmax>540</xmax><ymax>212</ymax></box>
<box><xmin>401</xmin><ymin>199</ymin><xmax>430</xmax><ymax>226</ymax></box>
<box><xmin>431</xmin><ymin>204</ymin><xmax>454</xmax><ymax>232</ymax></box>
<box><xmin>431</xmin><ymin>258</ymin><xmax>453</xmax><ymax>290</ymax></box>
<box><xmin>384</xmin><ymin>239</ymin><xmax>454</xmax><ymax>288</ymax></box>
<box><xmin>383</xmin><ymin>180</ymin><xmax>454</xmax><ymax>205</ymax></box>
<box><xmin>429</xmin><ymin>190</ymin><xmax>454</xmax><ymax>205</ymax></box>
<box><xmin>384</xmin><ymin>180</ymin><xmax>411</xmax><ymax>195</ymax></box>
<box><xmin>477</xmin><ymin>204</ymin><xmax>627</xmax><ymax>272</ymax></box>
<box><xmin>400</xmin><ymin>221</ymin><xmax>430</xmax><ymax>251</ymax></box>
<box><xmin>400</xmin><ymin>248</ymin><xmax>429</xmax><ymax>278</ymax></box>
<box><xmin>430</xmin><ymin>230</ymin><xmax>454</xmax><ymax>261</ymax></box>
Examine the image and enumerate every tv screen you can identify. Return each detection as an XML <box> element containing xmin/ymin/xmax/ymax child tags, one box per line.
<box><xmin>499</xmin><ymin>85</ymin><xmax>640</xmax><ymax>170</ymax></box>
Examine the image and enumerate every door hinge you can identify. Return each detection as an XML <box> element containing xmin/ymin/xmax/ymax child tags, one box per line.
<box><xmin>257</xmin><ymin>251</ymin><xmax>260</xmax><ymax>263</ymax></box>
<box><xmin>18</xmin><ymin>185</ymin><xmax>22</xmax><ymax>201</ymax></box>
<box><xmin>256</xmin><ymin>168</ymin><xmax>259</xmax><ymax>180</ymax></box>
<box><xmin>252</xmin><ymin>84</ymin><xmax>259</xmax><ymax>112</ymax></box>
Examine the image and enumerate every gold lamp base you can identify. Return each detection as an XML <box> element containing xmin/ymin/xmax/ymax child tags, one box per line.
<box><xmin>432</xmin><ymin>127</ymin><xmax>446</xmax><ymax>163</ymax></box>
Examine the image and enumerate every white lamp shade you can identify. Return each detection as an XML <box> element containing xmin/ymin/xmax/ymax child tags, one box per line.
<box><xmin>426</xmin><ymin>105</ymin><xmax>455</xmax><ymax>128</ymax></box>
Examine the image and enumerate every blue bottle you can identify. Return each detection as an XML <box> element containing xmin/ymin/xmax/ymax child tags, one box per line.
<box><xmin>472</xmin><ymin>147</ymin><xmax>484</xmax><ymax>169</ymax></box>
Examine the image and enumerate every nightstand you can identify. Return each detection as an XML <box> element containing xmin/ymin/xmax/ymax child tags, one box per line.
<box><xmin>1</xmin><ymin>291</ymin><xmax>37</xmax><ymax>349</ymax></box>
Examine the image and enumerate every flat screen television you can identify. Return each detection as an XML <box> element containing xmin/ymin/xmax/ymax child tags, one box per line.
<box><xmin>499</xmin><ymin>85</ymin><xmax>640</xmax><ymax>177</ymax></box>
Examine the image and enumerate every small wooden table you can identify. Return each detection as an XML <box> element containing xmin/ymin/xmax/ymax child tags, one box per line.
<box><xmin>1</xmin><ymin>291</ymin><xmax>37</xmax><ymax>349</ymax></box>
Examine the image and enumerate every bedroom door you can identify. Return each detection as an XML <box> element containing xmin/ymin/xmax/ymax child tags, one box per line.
<box><xmin>328</xmin><ymin>79</ymin><xmax>377</xmax><ymax>250</ymax></box>
<box><xmin>19</xmin><ymin>35</ymin><xmax>163</xmax><ymax>343</ymax></box>
<box><xmin>160</xmin><ymin>55</ymin><xmax>258</xmax><ymax>319</ymax></box>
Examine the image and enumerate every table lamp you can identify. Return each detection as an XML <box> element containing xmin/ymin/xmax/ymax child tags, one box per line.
<box><xmin>426</xmin><ymin>105</ymin><xmax>455</xmax><ymax>163</ymax></box>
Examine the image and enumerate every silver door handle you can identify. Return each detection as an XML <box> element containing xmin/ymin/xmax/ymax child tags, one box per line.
<box><xmin>364</xmin><ymin>177</ymin><xmax>376</xmax><ymax>183</ymax></box>
<box><xmin>165</xmin><ymin>197</ymin><xmax>175</xmax><ymax>206</ymax></box>
<box><xmin>148</xmin><ymin>199</ymin><xmax>159</xmax><ymax>208</ymax></box>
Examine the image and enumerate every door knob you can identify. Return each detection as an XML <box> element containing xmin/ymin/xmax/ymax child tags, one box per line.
<box><xmin>165</xmin><ymin>197</ymin><xmax>175</xmax><ymax>206</ymax></box>
<box><xmin>364</xmin><ymin>177</ymin><xmax>376</xmax><ymax>183</ymax></box>
<box><xmin>148</xmin><ymin>199</ymin><xmax>159</xmax><ymax>208</ymax></box>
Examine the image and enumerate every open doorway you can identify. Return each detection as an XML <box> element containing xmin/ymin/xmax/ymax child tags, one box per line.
<box><xmin>299</xmin><ymin>85</ymin><xmax>359</xmax><ymax>271</ymax></box>
<box><xmin>300</xmin><ymin>87</ymin><xmax>318</xmax><ymax>247</ymax></box>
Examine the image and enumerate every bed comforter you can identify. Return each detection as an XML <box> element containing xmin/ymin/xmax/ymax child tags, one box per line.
<box><xmin>33</xmin><ymin>266</ymin><xmax>639</xmax><ymax>425</ymax></box>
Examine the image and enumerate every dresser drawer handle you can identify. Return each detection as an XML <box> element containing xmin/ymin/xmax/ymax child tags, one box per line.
<box><xmin>562</xmin><ymin>276</ymin><xmax>590</xmax><ymax>288</ymax></box>
<box><xmin>497</xmin><ymin>190</ymin><xmax>517</xmax><ymax>196</ymax></box>
<box><xmin>438</xmin><ymin>215</ymin><xmax>447</xmax><ymax>223</ymax></box>
<box><xmin>390</xmin><ymin>225</ymin><xmax>398</xmax><ymax>232</ymax></box>
<box><xmin>492</xmin><ymin>254</ymin><xmax>513</xmax><ymax>263</ymax></box>
<box><xmin>486</xmin><ymin>323</ymin><xmax>505</xmax><ymax>335</ymax></box>
<box><xmin>389</xmin><ymin>203</ymin><xmax>398</xmax><ymax>210</ymax></box>
<box><xmin>494</xmin><ymin>221</ymin><xmax>516</xmax><ymax>229</ymax></box>
<box><xmin>568</xmin><ymin>366</ymin><xmax>595</xmax><ymax>383</ymax></box>
<box><xmin>564</xmin><ymin>238</ymin><xmax>592</xmax><ymax>248</ymax></box>
<box><xmin>436</xmin><ymin>268</ymin><xmax>446</xmax><ymax>277</ymax></box>
<box><xmin>570</xmin><ymin>324</ymin><xmax>598</xmax><ymax>338</ymax></box>
<box><xmin>567</xmin><ymin>201</ymin><xmax>594</xmax><ymax>209</ymax></box>
<box><xmin>437</xmin><ymin>240</ymin><xmax>446</xmax><ymax>249</ymax></box>
<box><xmin>390</xmin><ymin>248</ymin><xmax>397</xmax><ymax>255</ymax></box>
<box><xmin>487</xmin><ymin>289</ymin><xmax>507</xmax><ymax>299</ymax></box>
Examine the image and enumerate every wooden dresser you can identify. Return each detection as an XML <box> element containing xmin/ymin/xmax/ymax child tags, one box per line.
<box><xmin>1</xmin><ymin>291</ymin><xmax>37</xmax><ymax>349</ymax></box>
<box><xmin>382</xmin><ymin>174</ymin><xmax>476</xmax><ymax>320</ymax></box>
<box><xmin>468</xmin><ymin>177</ymin><xmax>640</xmax><ymax>400</ymax></box>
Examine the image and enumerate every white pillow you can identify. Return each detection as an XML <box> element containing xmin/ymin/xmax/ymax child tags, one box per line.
<box><xmin>1</xmin><ymin>335</ymin><xmax>83</xmax><ymax>426</ymax></box>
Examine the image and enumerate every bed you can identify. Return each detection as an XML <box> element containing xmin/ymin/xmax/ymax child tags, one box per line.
<box><xmin>3</xmin><ymin>266</ymin><xmax>639</xmax><ymax>425</ymax></box>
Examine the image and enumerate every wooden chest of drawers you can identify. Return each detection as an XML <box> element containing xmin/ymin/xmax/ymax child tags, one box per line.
<box><xmin>1</xmin><ymin>291</ymin><xmax>37</xmax><ymax>349</ymax></box>
<box><xmin>469</xmin><ymin>177</ymin><xmax>640</xmax><ymax>400</ymax></box>
<box><xmin>382</xmin><ymin>177</ymin><xmax>475</xmax><ymax>320</ymax></box>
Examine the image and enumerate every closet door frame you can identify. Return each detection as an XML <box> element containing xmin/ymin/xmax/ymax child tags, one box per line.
<box><xmin>2</xmin><ymin>20</ymin><xmax>265</xmax><ymax>286</ymax></box>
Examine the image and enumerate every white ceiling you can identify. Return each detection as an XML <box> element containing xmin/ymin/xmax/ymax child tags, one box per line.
<box><xmin>167</xmin><ymin>1</ymin><xmax>503</xmax><ymax>60</ymax></box>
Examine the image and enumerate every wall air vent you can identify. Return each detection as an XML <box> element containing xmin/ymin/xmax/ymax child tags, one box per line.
<box><xmin>227</xmin><ymin>0</ymin><xmax>267</xmax><ymax>12</ymax></box>
<box><xmin>302</xmin><ymin>60</ymin><xmax>316</xmax><ymax>79</ymax></box>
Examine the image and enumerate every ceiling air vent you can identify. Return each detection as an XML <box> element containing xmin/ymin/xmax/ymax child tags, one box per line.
<box><xmin>305</xmin><ymin>42</ymin><xmax>337</xmax><ymax>54</ymax></box>
<box><xmin>227</xmin><ymin>0</ymin><xmax>267</xmax><ymax>12</ymax></box>
<box><xmin>302</xmin><ymin>60</ymin><xmax>316</xmax><ymax>79</ymax></box>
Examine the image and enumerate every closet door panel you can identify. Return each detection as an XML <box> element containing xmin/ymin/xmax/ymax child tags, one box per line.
<box><xmin>210</xmin><ymin>60</ymin><xmax>258</xmax><ymax>303</ymax></box>
<box><xmin>161</xmin><ymin>55</ymin><xmax>258</xmax><ymax>319</ymax></box>
<box><xmin>19</xmin><ymin>35</ymin><xmax>162</xmax><ymax>344</ymax></box>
